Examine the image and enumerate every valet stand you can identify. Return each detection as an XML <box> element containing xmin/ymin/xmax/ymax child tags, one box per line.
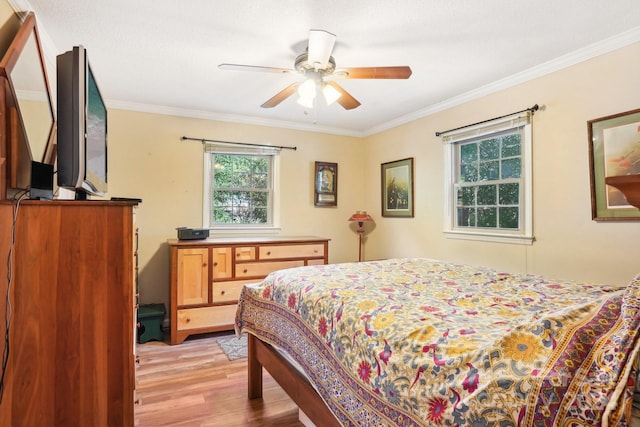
<box><xmin>348</xmin><ymin>211</ymin><xmax>374</xmax><ymax>262</ymax></box>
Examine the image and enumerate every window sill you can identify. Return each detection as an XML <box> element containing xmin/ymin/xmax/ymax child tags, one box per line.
<box><xmin>444</xmin><ymin>230</ymin><xmax>534</xmax><ymax>245</ymax></box>
<box><xmin>209</xmin><ymin>225</ymin><xmax>282</xmax><ymax>236</ymax></box>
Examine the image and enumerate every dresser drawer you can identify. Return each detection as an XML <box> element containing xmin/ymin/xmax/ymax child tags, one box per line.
<box><xmin>211</xmin><ymin>279</ymin><xmax>256</xmax><ymax>303</ymax></box>
<box><xmin>236</xmin><ymin>260</ymin><xmax>305</xmax><ymax>277</ymax></box>
<box><xmin>234</xmin><ymin>246</ymin><xmax>256</xmax><ymax>261</ymax></box>
<box><xmin>177</xmin><ymin>305</ymin><xmax>236</xmax><ymax>331</ymax></box>
<box><xmin>259</xmin><ymin>243</ymin><xmax>325</xmax><ymax>260</ymax></box>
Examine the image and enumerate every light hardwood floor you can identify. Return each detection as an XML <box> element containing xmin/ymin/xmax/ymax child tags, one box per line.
<box><xmin>134</xmin><ymin>332</ymin><xmax>304</xmax><ymax>427</ymax></box>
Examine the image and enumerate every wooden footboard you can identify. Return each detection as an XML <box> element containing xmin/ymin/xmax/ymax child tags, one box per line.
<box><xmin>247</xmin><ymin>333</ymin><xmax>341</xmax><ymax>427</ymax></box>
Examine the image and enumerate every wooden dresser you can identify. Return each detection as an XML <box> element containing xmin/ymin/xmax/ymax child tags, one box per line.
<box><xmin>0</xmin><ymin>200</ymin><xmax>137</xmax><ymax>427</ymax></box>
<box><xmin>169</xmin><ymin>236</ymin><xmax>329</xmax><ymax>345</ymax></box>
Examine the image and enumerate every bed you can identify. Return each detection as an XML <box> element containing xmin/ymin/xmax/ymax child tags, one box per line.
<box><xmin>235</xmin><ymin>258</ymin><xmax>640</xmax><ymax>426</ymax></box>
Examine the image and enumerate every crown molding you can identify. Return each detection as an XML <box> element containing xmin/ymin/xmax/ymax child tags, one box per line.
<box><xmin>364</xmin><ymin>26</ymin><xmax>640</xmax><ymax>136</ymax></box>
<box><xmin>106</xmin><ymin>100</ymin><xmax>365</xmax><ymax>138</ymax></box>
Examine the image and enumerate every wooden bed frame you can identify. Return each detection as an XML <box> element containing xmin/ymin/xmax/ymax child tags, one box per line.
<box><xmin>247</xmin><ymin>333</ymin><xmax>341</xmax><ymax>427</ymax></box>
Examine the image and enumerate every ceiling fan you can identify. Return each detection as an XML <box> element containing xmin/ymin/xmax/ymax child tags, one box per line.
<box><xmin>219</xmin><ymin>29</ymin><xmax>412</xmax><ymax>110</ymax></box>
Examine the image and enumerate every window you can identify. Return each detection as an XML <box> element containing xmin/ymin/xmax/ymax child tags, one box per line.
<box><xmin>443</xmin><ymin>112</ymin><xmax>533</xmax><ymax>244</ymax></box>
<box><xmin>203</xmin><ymin>144</ymin><xmax>280</xmax><ymax>230</ymax></box>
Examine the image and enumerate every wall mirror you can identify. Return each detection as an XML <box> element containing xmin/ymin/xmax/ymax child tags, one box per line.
<box><xmin>0</xmin><ymin>11</ymin><xmax>55</xmax><ymax>196</ymax></box>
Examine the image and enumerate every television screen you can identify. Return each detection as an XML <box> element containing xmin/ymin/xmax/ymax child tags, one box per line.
<box><xmin>85</xmin><ymin>65</ymin><xmax>107</xmax><ymax>187</ymax></box>
<box><xmin>56</xmin><ymin>45</ymin><xmax>107</xmax><ymax>199</ymax></box>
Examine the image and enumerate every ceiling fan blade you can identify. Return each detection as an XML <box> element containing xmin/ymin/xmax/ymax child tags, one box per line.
<box><xmin>307</xmin><ymin>29</ymin><xmax>336</xmax><ymax>70</ymax></box>
<box><xmin>261</xmin><ymin>82</ymin><xmax>300</xmax><ymax>108</ymax></box>
<box><xmin>218</xmin><ymin>63</ymin><xmax>295</xmax><ymax>74</ymax></box>
<box><xmin>337</xmin><ymin>66</ymin><xmax>412</xmax><ymax>79</ymax></box>
<box><xmin>325</xmin><ymin>81</ymin><xmax>361</xmax><ymax>110</ymax></box>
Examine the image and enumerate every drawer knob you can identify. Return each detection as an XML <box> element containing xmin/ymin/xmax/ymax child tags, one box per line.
<box><xmin>221</xmin><ymin>290</ymin><xmax>225</xmax><ymax>295</ymax></box>
<box><xmin>267</xmin><ymin>251</ymin><xmax>271</xmax><ymax>256</ymax></box>
<box><xmin>213</xmin><ymin>262</ymin><xmax>218</xmax><ymax>266</ymax></box>
<box><xmin>186</xmin><ymin>317</ymin><xmax>191</xmax><ymax>323</ymax></box>
<box><xmin>243</xmin><ymin>268</ymin><xmax>248</xmax><ymax>273</ymax></box>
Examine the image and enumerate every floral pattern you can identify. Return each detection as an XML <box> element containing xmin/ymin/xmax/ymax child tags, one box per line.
<box><xmin>235</xmin><ymin>258</ymin><xmax>640</xmax><ymax>426</ymax></box>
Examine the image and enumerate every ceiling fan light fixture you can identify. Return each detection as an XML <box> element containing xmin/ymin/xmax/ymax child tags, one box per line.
<box><xmin>221</xmin><ymin>29</ymin><xmax>411</xmax><ymax>111</ymax></box>
<box><xmin>322</xmin><ymin>82</ymin><xmax>341</xmax><ymax>106</ymax></box>
<box><xmin>297</xmin><ymin>78</ymin><xmax>316</xmax><ymax>98</ymax></box>
<box><xmin>297</xmin><ymin>78</ymin><xmax>317</xmax><ymax>108</ymax></box>
<box><xmin>297</xmin><ymin>94</ymin><xmax>315</xmax><ymax>109</ymax></box>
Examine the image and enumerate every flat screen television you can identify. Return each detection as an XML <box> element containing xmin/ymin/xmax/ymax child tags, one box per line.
<box><xmin>56</xmin><ymin>45</ymin><xmax>107</xmax><ymax>199</ymax></box>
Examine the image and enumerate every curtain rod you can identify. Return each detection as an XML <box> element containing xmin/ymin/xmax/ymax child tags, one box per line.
<box><xmin>435</xmin><ymin>104</ymin><xmax>540</xmax><ymax>137</ymax></box>
<box><xmin>181</xmin><ymin>136</ymin><xmax>297</xmax><ymax>151</ymax></box>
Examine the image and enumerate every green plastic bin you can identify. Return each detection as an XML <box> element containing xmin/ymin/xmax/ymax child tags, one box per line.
<box><xmin>137</xmin><ymin>303</ymin><xmax>166</xmax><ymax>343</ymax></box>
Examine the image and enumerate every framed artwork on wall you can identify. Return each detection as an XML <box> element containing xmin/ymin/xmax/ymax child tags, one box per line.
<box><xmin>588</xmin><ymin>108</ymin><xmax>640</xmax><ymax>221</ymax></box>
<box><xmin>381</xmin><ymin>157</ymin><xmax>414</xmax><ymax>217</ymax></box>
<box><xmin>314</xmin><ymin>161</ymin><xmax>337</xmax><ymax>207</ymax></box>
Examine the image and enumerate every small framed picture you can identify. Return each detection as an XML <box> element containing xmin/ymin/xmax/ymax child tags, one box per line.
<box><xmin>314</xmin><ymin>161</ymin><xmax>337</xmax><ymax>207</ymax></box>
<box><xmin>588</xmin><ymin>108</ymin><xmax>640</xmax><ymax>221</ymax></box>
<box><xmin>381</xmin><ymin>157</ymin><xmax>414</xmax><ymax>217</ymax></box>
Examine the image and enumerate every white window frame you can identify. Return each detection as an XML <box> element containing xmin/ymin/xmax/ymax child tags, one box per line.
<box><xmin>203</xmin><ymin>143</ymin><xmax>281</xmax><ymax>234</ymax></box>
<box><xmin>443</xmin><ymin>113</ymin><xmax>534</xmax><ymax>245</ymax></box>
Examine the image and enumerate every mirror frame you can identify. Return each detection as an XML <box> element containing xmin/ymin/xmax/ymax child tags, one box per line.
<box><xmin>0</xmin><ymin>11</ymin><xmax>55</xmax><ymax>198</ymax></box>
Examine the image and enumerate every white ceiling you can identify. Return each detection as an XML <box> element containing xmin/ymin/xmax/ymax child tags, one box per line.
<box><xmin>17</xmin><ymin>0</ymin><xmax>640</xmax><ymax>136</ymax></box>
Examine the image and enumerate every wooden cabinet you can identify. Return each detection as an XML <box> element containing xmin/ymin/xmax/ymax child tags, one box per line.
<box><xmin>176</xmin><ymin>248</ymin><xmax>209</xmax><ymax>306</ymax></box>
<box><xmin>169</xmin><ymin>236</ymin><xmax>329</xmax><ymax>345</ymax></box>
<box><xmin>0</xmin><ymin>200</ymin><xmax>137</xmax><ymax>427</ymax></box>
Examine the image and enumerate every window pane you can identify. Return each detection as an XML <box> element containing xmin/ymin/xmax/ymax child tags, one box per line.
<box><xmin>251</xmin><ymin>191</ymin><xmax>268</xmax><ymax>207</ymax></box>
<box><xmin>479</xmin><ymin>138</ymin><xmax>499</xmax><ymax>160</ymax></box>
<box><xmin>213</xmin><ymin>190</ymin><xmax>233</xmax><ymax>205</ymax></box>
<box><xmin>501</xmin><ymin>134</ymin><xmax>521</xmax><ymax>157</ymax></box>
<box><xmin>458</xmin><ymin>186</ymin><xmax>475</xmax><ymax>206</ymax></box>
<box><xmin>213</xmin><ymin>158</ymin><xmax>232</xmax><ymax>186</ymax></box>
<box><xmin>250</xmin><ymin>207</ymin><xmax>267</xmax><ymax>223</ymax></box>
<box><xmin>499</xmin><ymin>207</ymin><xmax>519</xmax><ymax>229</ymax></box>
<box><xmin>477</xmin><ymin>207</ymin><xmax>497</xmax><ymax>228</ymax></box>
<box><xmin>232</xmin><ymin>172</ymin><xmax>251</xmax><ymax>187</ymax></box>
<box><xmin>213</xmin><ymin>207</ymin><xmax>230</xmax><ymax>223</ymax></box>
<box><xmin>479</xmin><ymin>161</ymin><xmax>499</xmax><ymax>181</ymax></box>
<box><xmin>501</xmin><ymin>158</ymin><xmax>521</xmax><ymax>179</ymax></box>
<box><xmin>210</xmin><ymin>153</ymin><xmax>272</xmax><ymax>225</ymax></box>
<box><xmin>460</xmin><ymin>143</ymin><xmax>477</xmax><ymax>163</ymax></box>
<box><xmin>457</xmin><ymin>207</ymin><xmax>476</xmax><ymax>227</ymax></box>
<box><xmin>449</xmin><ymin>123</ymin><xmax>530</xmax><ymax>240</ymax></box>
<box><xmin>477</xmin><ymin>185</ymin><xmax>496</xmax><ymax>206</ymax></box>
<box><xmin>460</xmin><ymin>163</ymin><xmax>478</xmax><ymax>182</ymax></box>
<box><xmin>499</xmin><ymin>183</ymin><xmax>519</xmax><ymax>205</ymax></box>
<box><xmin>252</xmin><ymin>172</ymin><xmax>268</xmax><ymax>188</ymax></box>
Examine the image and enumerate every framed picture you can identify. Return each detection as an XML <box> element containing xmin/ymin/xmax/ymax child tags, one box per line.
<box><xmin>588</xmin><ymin>108</ymin><xmax>640</xmax><ymax>221</ymax></box>
<box><xmin>314</xmin><ymin>161</ymin><xmax>337</xmax><ymax>207</ymax></box>
<box><xmin>381</xmin><ymin>157</ymin><xmax>414</xmax><ymax>217</ymax></box>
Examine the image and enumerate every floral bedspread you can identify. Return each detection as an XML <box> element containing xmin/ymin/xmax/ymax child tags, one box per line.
<box><xmin>235</xmin><ymin>258</ymin><xmax>640</xmax><ymax>426</ymax></box>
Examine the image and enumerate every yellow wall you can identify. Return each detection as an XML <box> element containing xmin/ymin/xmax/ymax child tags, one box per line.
<box><xmin>106</xmin><ymin>111</ymin><xmax>365</xmax><ymax>304</ymax></box>
<box><xmin>364</xmin><ymin>42</ymin><xmax>640</xmax><ymax>285</ymax></box>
